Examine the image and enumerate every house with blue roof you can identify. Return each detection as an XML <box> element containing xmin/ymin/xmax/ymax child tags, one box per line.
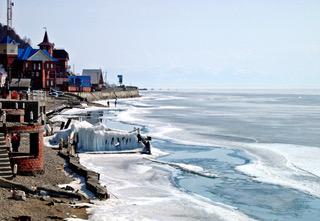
<box><xmin>0</xmin><ymin>35</ymin><xmax>18</xmax><ymax>80</ymax></box>
<box><xmin>0</xmin><ymin>31</ymin><xmax>70</xmax><ymax>90</ymax></box>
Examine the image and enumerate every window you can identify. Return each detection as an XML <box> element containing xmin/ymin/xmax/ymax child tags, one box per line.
<box><xmin>51</xmin><ymin>63</ymin><xmax>53</xmax><ymax>68</ymax></box>
<box><xmin>36</xmin><ymin>72</ymin><xmax>39</xmax><ymax>77</ymax></box>
<box><xmin>25</xmin><ymin>63</ymin><xmax>28</xmax><ymax>69</ymax></box>
<box><xmin>46</xmin><ymin>63</ymin><xmax>49</xmax><ymax>69</ymax></box>
<box><xmin>51</xmin><ymin>81</ymin><xmax>54</xmax><ymax>86</ymax></box>
<box><xmin>38</xmin><ymin>63</ymin><xmax>41</xmax><ymax>70</ymax></box>
<box><xmin>33</xmin><ymin>63</ymin><xmax>36</xmax><ymax>70</ymax></box>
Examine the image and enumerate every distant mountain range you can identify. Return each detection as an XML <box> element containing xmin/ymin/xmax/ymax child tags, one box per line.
<box><xmin>0</xmin><ymin>23</ymin><xmax>30</xmax><ymax>48</ymax></box>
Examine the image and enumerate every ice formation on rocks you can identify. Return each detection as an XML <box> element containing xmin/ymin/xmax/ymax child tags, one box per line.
<box><xmin>48</xmin><ymin>120</ymin><xmax>143</xmax><ymax>152</ymax></box>
<box><xmin>77</xmin><ymin>123</ymin><xmax>143</xmax><ymax>152</ymax></box>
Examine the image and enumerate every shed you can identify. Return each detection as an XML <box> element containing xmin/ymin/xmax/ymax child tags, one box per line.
<box><xmin>68</xmin><ymin>76</ymin><xmax>91</xmax><ymax>92</ymax></box>
<box><xmin>82</xmin><ymin>69</ymin><xmax>104</xmax><ymax>91</ymax></box>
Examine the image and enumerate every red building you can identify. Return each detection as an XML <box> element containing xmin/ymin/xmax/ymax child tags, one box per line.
<box><xmin>0</xmin><ymin>31</ymin><xmax>70</xmax><ymax>90</ymax></box>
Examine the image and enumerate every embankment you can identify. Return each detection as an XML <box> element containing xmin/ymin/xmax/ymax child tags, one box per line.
<box><xmin>68</xmin><ymin>87</ymin><xmax>140</xmax><ymax>102</ymax></box>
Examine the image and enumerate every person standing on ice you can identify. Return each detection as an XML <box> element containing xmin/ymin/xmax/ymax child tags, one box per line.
<box><xmin>115</xmin><ymin>99</ymin><xmax>118</xmax><ymax>107</ymax></box>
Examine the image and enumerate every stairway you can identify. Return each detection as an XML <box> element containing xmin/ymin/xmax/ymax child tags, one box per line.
<box><xmin>0</xmin><ymin>133</ymin><xmax>13</xmax><ymax>179</ymax></box>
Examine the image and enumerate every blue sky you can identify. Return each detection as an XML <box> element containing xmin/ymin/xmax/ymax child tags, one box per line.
<box><xmin>1</xmin><ymin>0</ymin><xmax>319</xmax><ymax>88</ymax></box>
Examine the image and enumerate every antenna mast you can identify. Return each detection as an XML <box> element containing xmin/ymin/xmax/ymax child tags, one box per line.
<box><xmin>7</xmin><ymin>0</ymin><xmax>14</xmax><ymax>30</ymax></box>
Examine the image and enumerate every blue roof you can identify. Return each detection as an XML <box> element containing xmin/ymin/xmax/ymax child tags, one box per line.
<box><xmin>68</xmin><ymin>76</ymin><xmax>91</xmax><ymax>87</ymax></box>
<box><xmin>18</xmin><ymin>47</ymin><xmax>57</xmax><ymax>61</ymax></box>
<box><xmin>0</xmin><ymin>36</ymin><xmax>16</xmax><ymax>44</ymax></box>
<box><xmin>18</xmin><ymin>47</ymin><xmax>36</xmax><ymax>60</ymax></box>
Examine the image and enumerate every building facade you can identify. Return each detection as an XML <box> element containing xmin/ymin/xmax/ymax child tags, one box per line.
<box><xmin>0</xmin><ymin>31</ymin><xmax>70</xmax><ymax>90</ymax></box>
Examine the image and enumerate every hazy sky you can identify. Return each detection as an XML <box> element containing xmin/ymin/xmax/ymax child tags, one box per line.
<box><xmin>1</xmin><ymin>0</ymin><xmax>319</xmax><ymax>88</ymax></box>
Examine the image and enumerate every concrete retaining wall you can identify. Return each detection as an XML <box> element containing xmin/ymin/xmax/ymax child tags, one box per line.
<box><xmin>58</xmin><ymin>150</ymin><xmax>109</xmax><ymax>200</ymax></box>
<box><xmin>70</xmin><ymin>87</ymin><xmax>140</xmax><ymax>102</ymax></box>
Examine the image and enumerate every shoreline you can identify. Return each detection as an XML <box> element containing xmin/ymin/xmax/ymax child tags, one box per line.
<box><xmin>78</xmin><ymin>151</ymin><xmax>255</xmax><ymax>221</ymax></box>
<box><xmin>56</xmin><ymin>96</ymin><xmax>255</xmax><ymax>221</ymax></box>
<box><xmin>1</xmin><ymin>89</ymin><xmax>318</xmax><ymax>220</ymax></box>
<box><xmin>0</xmin><ymin>88</ymin><xmax>139</xmax><ymax>221</ymax></box>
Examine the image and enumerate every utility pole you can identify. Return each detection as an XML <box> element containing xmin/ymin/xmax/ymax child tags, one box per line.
<box><xmin>7</xmin><ymin>0</ymin><xmax>14</xmax><ymax>30</ymax></box>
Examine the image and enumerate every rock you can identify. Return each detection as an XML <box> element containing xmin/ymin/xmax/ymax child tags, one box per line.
<box><xmin>40</xmin><ymin>196</ymin><xmax>50</xmax><ymax>201</ymax></box>
<box><xmin>72</xmin><ymin>204</ymin><xmax>90</xmax><ymax>209</ymax></box>
<box><xmin>13</xmin><ymin>216</ymin><xmax>32</xmax><ymax>221</ymax></box>
<box><xmin>37</xmin><ymin>186</ymin><xmax>84</xmax><ymax>200</ymax></box>
<box><xmin>65</xmin><ymin>185</ymin><xmax>75</xmax><ymax>191</ymax></box>
<box><xmin>46</xmin><ymin>201</ymin><xmax>55</xmax><ymax>206</ymax></box>
<box><xmin>39</xmin><ymin>190</ymin><xmax>48</xmax><ymax>196</ymax></box>
<box><xmin>52</xmin><ymin>198</ymin><xmax>65</xmax><ymax>203</ymax></box>
<box><xmin>46</xmin><ymin>215</ymin><xmax>63</xmax><ymax>220</ymax></box>
<box><xmin>71</xmin><ymin>215</ymin><xmax>77</xmax><ymax>218</ymax></box>
<box><xmin>12</xmin><ymin>190</ymin><xmax>26</xmax><ymax>201</ymax></box>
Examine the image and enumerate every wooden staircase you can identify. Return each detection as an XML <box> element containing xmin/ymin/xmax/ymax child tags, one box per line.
<box><xmin>0</xmin><ymin>133</ymin><xmax>13</xmax><ymax>179</ymax></box>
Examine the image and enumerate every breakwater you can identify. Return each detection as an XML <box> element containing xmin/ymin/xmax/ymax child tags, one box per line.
<box><xmin>69</xmin><ymin>87</ymin><xmax>140</xmax><ymax>102</ymax></box>
<box><xmin>58</xmin><ymin>150</ymin><xmax>109</xmax><ymax>200</ymax></box>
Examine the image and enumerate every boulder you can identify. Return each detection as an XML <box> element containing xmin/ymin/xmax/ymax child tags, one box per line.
<box><xmin>12</xmin><ymin>190</ymin><xmax>26</xmax><ymax>201</ymax></box>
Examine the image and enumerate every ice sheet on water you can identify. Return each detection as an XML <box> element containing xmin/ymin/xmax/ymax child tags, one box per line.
<box><xmin>236</xmin><ymin>143</ymin><xmax>320</xmax><ymax>198</ymax></box>
<box><xmin>79</xmin><ymin>153</ymin><xmax>255</xmax><ymax>221</ymax></box>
